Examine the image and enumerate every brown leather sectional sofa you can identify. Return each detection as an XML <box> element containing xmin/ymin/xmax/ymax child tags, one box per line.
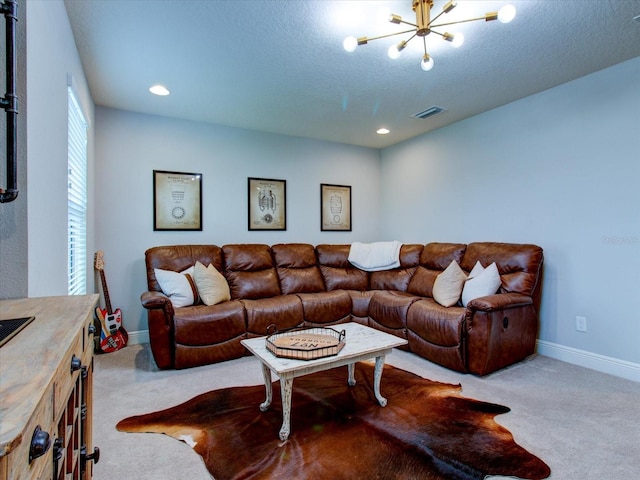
<box><xmin>141</xmin><ymin>242</ymin><xmax>543</xmax><ymax>375</ymax></box>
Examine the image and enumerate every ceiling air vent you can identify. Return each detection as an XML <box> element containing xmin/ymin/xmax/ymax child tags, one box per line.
<box><xmin>411</xmin><ymin>106</ymin><xmax>445</xmax><ymax>119</ymax></box>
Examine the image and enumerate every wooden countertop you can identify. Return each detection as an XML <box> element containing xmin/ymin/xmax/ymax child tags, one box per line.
<box><xmin>0</xmin><ymin>295</ymin><xmax>99</xmax><ymax>457</ymax></box>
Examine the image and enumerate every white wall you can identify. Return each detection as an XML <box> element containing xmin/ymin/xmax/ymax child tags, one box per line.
<box><xmin>26</xmin><ymin>0</ymin><xmax>95</xmax><ymax>297</ymax></box>
<box><xmin>94</xmin><ymin>107</ymin><xmax>381</xmax><ymax>333</ymax></box>
<box><xmin>381</xmin><ymin>57</ymin><xmax>640</xmax><ymax>373</ymax></box>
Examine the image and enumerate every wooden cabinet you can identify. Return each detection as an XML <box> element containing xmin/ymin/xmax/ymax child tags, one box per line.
<box><xmin>0</xmin><ymin>295</ymin><xmax>100</xmax><ymax>480</ymax></box>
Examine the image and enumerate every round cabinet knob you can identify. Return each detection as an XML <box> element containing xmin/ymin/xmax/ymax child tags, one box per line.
<box><xmin>29</xmin><ymin>426</ymin><xmax>51</xmax><ymax>463</ymax></box>
<box><xmin>70</xmin><ymin>354</ymin><xmax>82</xmax><ymax>372</ymax></box>
<box><xmin>88</xmin><ymin>323</ymin><xmax>96</xmax><ymax>335</ymax></box>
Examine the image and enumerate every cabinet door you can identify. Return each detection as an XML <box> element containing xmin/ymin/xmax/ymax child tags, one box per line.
<box><xmin>80</xmin><ymin>358</ymin><xmax>96</xmax><ymax>480</ymax></box>
<box><xmin>53</xmin><ymin>321</ymin><xmax>96</xmax><ymax>480</ymax></box>
<box><xmin>4</xmin><ymin>393</ymin><xmax>53</xmax><ymax>480</ymax></box>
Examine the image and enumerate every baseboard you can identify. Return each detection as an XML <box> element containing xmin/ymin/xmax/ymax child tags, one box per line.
<box><xmin>127</xmin><ymin>329</ymin><xmax>149</xmax><ymax>346</ymax></box>
<box><xmin>537</xmin><ymin>340</ymin><xmax>640</xmax><ymax>383</ymax></box>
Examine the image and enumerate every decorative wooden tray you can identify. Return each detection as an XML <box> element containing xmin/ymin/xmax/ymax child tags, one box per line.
<box><xmin>265</xmin><ymin>325</ymin><xmax>346</xmax><ymax>361</ymax></box>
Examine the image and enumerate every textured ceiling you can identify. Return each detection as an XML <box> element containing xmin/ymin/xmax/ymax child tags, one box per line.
<box><xmin>63</xmin><ymin>0</ymin><xmax>640</xmax><ymax>149</ymax></box>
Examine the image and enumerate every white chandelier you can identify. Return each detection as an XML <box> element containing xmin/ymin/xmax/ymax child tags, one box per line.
<box><xmin>343</xmin><ymin>0</ymin><xmax>516</xmax><ymax>71</ymax></box>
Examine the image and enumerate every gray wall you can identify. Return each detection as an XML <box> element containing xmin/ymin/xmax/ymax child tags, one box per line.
<box><xmin>0</xmin><ymin>0</ymin><xmax>27</xmax><ymax>299</ymax></box>
<box><xmin>381</xmin><ymin>57</ymin><xmax>640</xmax><ymax>371</ymax></box>
<box><xmin>25</xmin><ymin>0</ymin><xmax>95</xmax><ymax>298</ymax></box>
<box><xmin>94</xmin><ymin>107</ymin><xmax>381</xmax><ymax>333</ymax></box>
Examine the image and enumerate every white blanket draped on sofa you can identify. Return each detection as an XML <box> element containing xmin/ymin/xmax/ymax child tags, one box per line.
<box><xmin>348</xmin><ymin>241</ymin><xmax>403</xmax><ymax>272</ymax></box>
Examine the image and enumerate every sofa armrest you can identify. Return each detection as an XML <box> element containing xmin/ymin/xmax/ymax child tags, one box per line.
<box><xmin>465</xmin><ymin>293</ymin><xmax>538</xmax><ymax>376</ymax></box>
<box><xmin>140</xmin><ymin>291</ymin><xmax>176</xmax><ymax>369</ymax></box>
<box><xmin>466</xmin><ymin>292</ymin><xmax>533</xmax><ymax>312</ymax></box>
<box><xmin>141</xmin><ymin>290</ymin><xmax>175</xmax><ymax>316</ymax></box>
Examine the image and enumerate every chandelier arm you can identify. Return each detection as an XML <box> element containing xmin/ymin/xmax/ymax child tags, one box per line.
<box><xmin>429</xmin><ymin>30</ymin><xmax>447</xmax><ymax>38</ymax></box>
<box><xmin>430</xmin><ymin>16</ymin><xmax>488</xmax><ymax>28</ymax></box>
<box><xmin>362</xmin><ymin>28</ymin><xmax>417</xmax><ymax>43</ymax></box>
<box><xmin>395</xmin><ymin>19</ymin><xmax>417</xmax><ymax>28</ymax></box>
<box><xmin>429</xmin><ymin>10</ymin><xmax>448</xmax><ymax>25</ymax></box>
<box><xmin>404</xmin><ymin>32</ymin><xmax>418</xmax><ymax>44</ymax></box>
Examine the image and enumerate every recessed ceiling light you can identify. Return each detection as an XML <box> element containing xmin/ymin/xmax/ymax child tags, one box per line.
<box><xmin>149</xmin><ymin>84</ymin><xmax>170</xmax><ymax>96</ymax></box>
<box><xmin>377</xmin><ymin>128</ymin><xmax>390</xmax><ymax>135</ymax></box>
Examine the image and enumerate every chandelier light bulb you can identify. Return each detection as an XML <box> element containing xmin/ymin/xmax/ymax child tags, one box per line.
<box><xmin>498</xmin><ymin>4</ymin><xmax>516</xmax><ymax>23</ymax></box>
<box><xmin>149</xmin><ymin>84</ymin><xmax>170</xmax><ymax>96</ymax></box>
<box><xmin>451</xmin><ymin>32</ymin><xmax>464</xmax><ymax>48</ymax></box>
<box><xmin>421</xmin><ymin>55</ymin><xmax>434</xmax><ymax>71</ymax></box>
<box><xmin>343</xmin><ymin>36</ymin><xmax>358</xmax><ymax>52</ymax></box>
<box><xmin>388</xmin><ymin>44</ymin><xmax>401</xmax><ymax>59</ymax></box>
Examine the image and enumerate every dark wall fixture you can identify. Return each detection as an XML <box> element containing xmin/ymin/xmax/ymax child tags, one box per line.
<box><xmin>0</xmin><ymin>0</ymin><xmax>18</xmax><ymax>204</ymax></box>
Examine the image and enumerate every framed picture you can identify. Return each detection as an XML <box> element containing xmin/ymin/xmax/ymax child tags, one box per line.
<box><xmin>248</xmin><ymin>177</ymin><xmax>286</xmax><ymax>230</ymax></box>
<box><xmin>153</xmin><ymin>170</ymin><xmax>202</xmax><ymax>231</ymax></box>
<box><xmin>321</xmin><ymin>184</ymin><xmax>351</xmax><ymax>231</ymax></box>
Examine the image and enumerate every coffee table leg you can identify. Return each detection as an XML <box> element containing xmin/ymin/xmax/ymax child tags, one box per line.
<box><xmin>279</xmin><ymin>376</ymin><xmax>293</xmax><ymax>441</ymax></box>
<box><xmin>347</xmin><ymin>363</ymin><xmax>356</xmax><ymax>386</ymax></box>
<box><xmin>259</xmin><ymin>363</ymin><xmax>273</xmax><ymax>412</ymax></box>
<box><xmin>374</xmin><ymin>355</ymin><xmax>387</xmax><ymax>407</ymax></box>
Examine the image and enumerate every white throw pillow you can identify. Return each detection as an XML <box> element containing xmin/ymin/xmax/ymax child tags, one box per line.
<box><xmin>433</xmin><ymin>260</ymin><xmax>467</xmax><ymax>307</ymax></box>
<box><xmin>193</xmin><ymin>261</ymin><xmax>231</xmax><ymax>306</ymax></box>
<box><xmin>467</xmin><ymin>260</ymin><xmax>485</xmax><ymax>279</ymax></box>
<box><xmin>461</xmin><ymin>262</ymin><xmax>501</xmax><ymax>307</ymax></box>
<box><xmin>154</xmin><ymin>266</ymin><xmax>196</xmax><ymax>308</ymax></box>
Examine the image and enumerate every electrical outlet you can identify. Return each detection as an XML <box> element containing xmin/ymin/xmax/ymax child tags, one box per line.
<box><xmin>576</xmin><ymin>316</ymin><xmax>587</xmax><ymax>332</ymax></box>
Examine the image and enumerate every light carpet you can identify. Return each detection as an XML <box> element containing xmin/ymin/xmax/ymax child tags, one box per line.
<box><xmin>93</xmin><ymin>344</ymin><xmax>640</xmax><ymax>479</ymax></box>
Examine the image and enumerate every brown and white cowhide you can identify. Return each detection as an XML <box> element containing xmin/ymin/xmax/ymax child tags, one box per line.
<box><xmin>117</xmin><ymin>363</ymin><xmax>550</xmax><ymax>480</ymax></box>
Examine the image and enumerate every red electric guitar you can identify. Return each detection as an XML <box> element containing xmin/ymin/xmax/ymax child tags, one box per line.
<box><xmin>94</xmin><ymin>251</ymin><xmax>128</xmax><ymax>353</ymax></box>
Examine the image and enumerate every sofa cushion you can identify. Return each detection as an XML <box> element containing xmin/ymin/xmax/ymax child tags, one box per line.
<box><xmin>226</xmin><ymin>270</ymin><xmax>281</xmax><ymax>300</ymax></box>
<box><xmin>297</xmin><ymin>291</ymin><xmax>352</xmax><ymax>325</ymax></box>
<box><xmin>407</xmin><ymin>298</ymin><xmax>466</xmax><ymax>347</ymax></box>
<box><xmin>173</xmin><ymin>299</ymin><xmax>247</xmax><ymax>369</ymax></box>
<box><xmin>369</xmin><ymin>291</ymin><xmax>420</xmax><ymax>330</ymax></box>
<box><xmin>193</xmin><ymin>261</ymin><xmax>231</xmax><ymax>306</ymax></box>
<box><xmin>461</xmin><ymin>262</ymin><xmax>501</xmax><ymax>307</ymax></box>
<box><xmin>348</xmin><ymin>291</ymin><xmax>375</xmax><ymax>318</ymax></box>
<box><xmin>407</xmin><ymin>243</ymin><xmax>466</xmax><ymax>297</ymax></box>
<box><xmin>223</xmin><ymin>244</ymin><xmax>281</xmax><ymax>299</ymax></box>
<box><xmin>420</xmin><ymin>242</ymin><xmax>467</xmax><ymax>270</ymax></box>
<box><xmin>223</xmin><ymin>244</ymin><xmax>274</xmax><ymax>270</ymax></box>
<box><xmin>272</xmin><ymin>243</ymin><xmax>317</xmax><ymax>268</ymax></box>
<box><xmin>405</xmin><ymin>266</ymin><xmax>438</xmax><ymax>298</ymax></box>
<box><xmin>174</xmin><ymin>300</ymin><xmax>246</xmax><ymax>346</ymax></box>
<box><xmin>242</xmin><ymin>295</ymin><xmax>303</xmax><ymax>337</ymax></box>
<box><xmin>272</xmin><ymin>243</ymin><xmax>325</xmax><ymax>294</ymax></box>
<box><xmin>460</xmin><ymin>242</ymin><xmax>543</xmax><ymax>297</ymax></box>
<box><xmin>317</xmin><ymin>244</ymin><xmax>368</xmax><ymax>291</ymax></box>
<box><xmin>432</xmin><ymin>260</ymin><xmax>467</xmax><ymax>307</ymax></box>
<box><xmin>369</xmin><ymin>244</ymin><xmax>422</xmax><ymax>291</ymax></box>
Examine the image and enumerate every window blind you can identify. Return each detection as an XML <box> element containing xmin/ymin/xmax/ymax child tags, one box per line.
<box><xmin>68</xmin><ymin>87</ymin><xmax>88</xmax><ymax>295</ymax></box>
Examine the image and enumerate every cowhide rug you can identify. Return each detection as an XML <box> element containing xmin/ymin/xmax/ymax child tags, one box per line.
<box><xmin>117</xmin><ymin>363</ymin><xmax>550</xmax><ymax>480</ymax></box>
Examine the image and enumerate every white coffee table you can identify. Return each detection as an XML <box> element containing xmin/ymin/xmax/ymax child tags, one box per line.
<box><xmin>241</xmin><ymin>322</ymin><xmax>408</xmax><ymax>441</ymax></box>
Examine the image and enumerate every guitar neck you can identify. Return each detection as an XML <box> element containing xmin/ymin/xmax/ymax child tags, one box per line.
<box><xmin>99</xmin><ymin>270</ymin><xmax>113</xmax><ymax>314</ymax></box>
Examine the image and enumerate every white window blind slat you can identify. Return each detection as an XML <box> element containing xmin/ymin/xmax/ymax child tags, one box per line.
<box><xmin>68</xmin><ymin>87</ymin><xmax>88</xmax><ymax>295</ymax></box>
